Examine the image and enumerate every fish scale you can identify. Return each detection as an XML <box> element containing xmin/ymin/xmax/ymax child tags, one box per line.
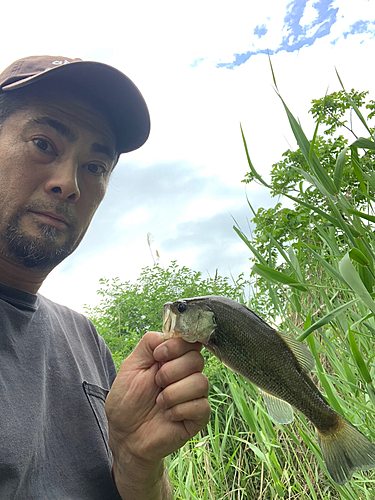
<box><xmin>208</xmin><ymin>300</ymin><xmax>337</xmax><ymax>431</ymax></box>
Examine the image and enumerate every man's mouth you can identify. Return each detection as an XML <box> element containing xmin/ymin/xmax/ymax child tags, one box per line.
<box><xmin>29</xmin><ymin>211</ymin><xmax>69</xmax><ymax>230</ymax></box>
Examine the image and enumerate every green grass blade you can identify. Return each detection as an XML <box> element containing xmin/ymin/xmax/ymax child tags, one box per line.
<box><xmin>244</xmin><ymin>195</ymin><xmax>296</xmax><ymax>270</ymax></box>
<box><xmin>252</xmin><ymin>263</ymin><xmax>308</xmax><ymax>292</ymax></box>
<box><xmin>335</xmin><ymin>68</ymin><xmax>374</xmax><ymax>139</ymax></box>
<box><xmin>298</xmin><ymin>298</ymin><xmax>360</xmax><ymax>341</ymax></box>
<box><xmin>276</xmin><ymin>94</ymin><xmax>337</xmax><ymax>195</ymax></box>
<box><xmin>240</xmin><ymin>124</ymin><xmax>271</xmax><ymax>188</ymax></box>
<box><xmin>282</xmin><ymin>192</ymin><xmax>339</xmax><ymax>227</ymax></box>
<box><xmin>267</xmin><ymin>52</ymin><xmax>278</xmax><ymax>90</ymax></box>
<box><xmin>351</xmin><ymin>146</ymin><xmax>367</xmax><ymax>194</ymax></box>
<box><xmin>346</xmin><ymin>208</ymin><xmax>375</xmax><ymax>224</ymax></box>
<box><xmin>348</xmin><ymin>328</ymin><xmax>372</xmax><ymax>384</ymax></box>
<box><xmin>333</xmin><ymin>147</ymin><xmax>347</xmax><ymax>191</ymax></box>
<box><xmin>339</xmin><ymin>252</ymin><xmax>375</xmax><ymax>314</ymax></box>
<box><xmin>349</xmin><ymin>248</ymin><xmax>370</xmax><ymax>267</ymax></box>
<box><xmin>351</xmin><ymin>137</ymin><xmax>375</xmax><ymax>150</ymax></box>
<box><xmin>291</xmin><ymin>166</ymin><xmax>333</xmax><ymax>199</ymax></box>
<box><xmin>232</xmin><ymin>225</ymin><xmax>267</xmax><ymax>265</ymax></box>
<box><xmin>288</xmin><ymin>246</ymin><xmax>303</xmax><ymax>281</ymax></box>
<box><xmin>309</xmin><ymin>114</ymin><xmax>321</xmax><ymax>166</ymax></box>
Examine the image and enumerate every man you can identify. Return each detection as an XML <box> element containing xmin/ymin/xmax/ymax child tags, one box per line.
<box><xmin>0</xmin><ymin>56</ymin><xmax>210</xmax><ymax>499</ymax></box>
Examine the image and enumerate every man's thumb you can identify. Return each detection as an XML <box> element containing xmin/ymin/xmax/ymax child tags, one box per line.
<box><xmin>122</xmin><ymin>331</ymin><xmax>165</xmax><ymax>370</ymax></box>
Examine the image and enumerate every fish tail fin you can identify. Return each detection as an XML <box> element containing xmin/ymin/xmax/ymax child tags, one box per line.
<box><xmin>316</xmin><ymin>415</ymin><xmax>375</xmax><ymax>485</ymax></box>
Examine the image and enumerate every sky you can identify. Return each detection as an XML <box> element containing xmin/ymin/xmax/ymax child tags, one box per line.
<box><xmin>1</xmin><ymin>0</ymin><xmax>374</xmax><ymax>313</ymax></box>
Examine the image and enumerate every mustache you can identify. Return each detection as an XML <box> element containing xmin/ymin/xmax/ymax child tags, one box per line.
<box><xmin>22</xmin><ymin>200</ymin><xmax>77</xmax><ymax>226</ymax></box>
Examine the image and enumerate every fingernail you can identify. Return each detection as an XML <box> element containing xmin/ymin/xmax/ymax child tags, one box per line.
<box><xmin>156</xmin><ymin>393</ymin><xmax>166</xmax><ymax>408</ymax></box>
<box><xmin>165</xmin><ymin>409</ymin><xmax>173</xmax><ymax>420</ymax></box>
<box><xmin>155</xmin><ymin>372</ymin><xmax>163</xmax><ymax>387</ymax></box>
<box><xmin>154</xmin><ymin>344</ymin><xmax>168</xmax><ymax>361</ymax></box>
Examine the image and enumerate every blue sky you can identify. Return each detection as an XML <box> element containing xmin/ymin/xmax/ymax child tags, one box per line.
<box><xmin>0</xmin><ymin>0</ymin><xmax>374</xmax><ymax>313</ymax></box>
<box><xmin>193</xmin><ymin>0</ymin><xmax>374</xmax><ymax>69</ymax></box>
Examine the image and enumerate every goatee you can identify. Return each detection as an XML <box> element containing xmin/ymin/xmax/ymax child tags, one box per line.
<box><xmin>3</xmin><ymin>204</ymin><xmax>77</xmax><ymax>271</ymax></box>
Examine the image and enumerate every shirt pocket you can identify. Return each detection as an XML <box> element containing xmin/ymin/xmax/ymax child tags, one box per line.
<box><xmin>82</xmin><ymin>381</ymin><xmax>111</xmax><ymax>458</ymax></box>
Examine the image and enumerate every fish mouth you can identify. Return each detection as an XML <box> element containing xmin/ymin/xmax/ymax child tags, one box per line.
<box><xmin>162</xmin><ymin>304</ymin><xmax>181</xmax><ymax>339</ymax></box>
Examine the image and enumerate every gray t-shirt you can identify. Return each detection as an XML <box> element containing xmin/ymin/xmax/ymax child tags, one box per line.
<box><xmin>0</xmin><ymin>283</ymin><xmax>122</xmax><ymax>499</ymax></box>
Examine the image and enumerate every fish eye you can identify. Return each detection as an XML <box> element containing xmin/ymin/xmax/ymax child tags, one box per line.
<box><xmin>177</xmin><ymin>302</ymin><xmax>187</xmax><ymax>313</ymax></box>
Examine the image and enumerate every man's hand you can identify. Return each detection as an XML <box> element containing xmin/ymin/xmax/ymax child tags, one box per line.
<box><xmin>105</xmin><ymin>331</ymin><xmax>211</xmax><ymax>500</ymax></box>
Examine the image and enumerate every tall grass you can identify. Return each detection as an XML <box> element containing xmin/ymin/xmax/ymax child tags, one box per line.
<box><xmin>167</xmin><ymin>78</ymin><xmax>375</xmax><ymax>498</ymax></box>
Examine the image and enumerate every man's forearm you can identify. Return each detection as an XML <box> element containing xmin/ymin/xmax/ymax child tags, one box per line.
<box><xmin>112</xmin><ymin>456</ymin><xmax>173</xmax><ymax>500</ymax></box>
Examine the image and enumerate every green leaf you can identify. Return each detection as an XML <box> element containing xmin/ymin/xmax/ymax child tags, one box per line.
<box><xmin>316</xmin><ymin>370</ymin><xmax>344</xmax><ymax>415</ymax></box>
<box><xmin>288</xmin><ymin>246</ymin><xmax>303</xmax><ymax>281</ymax></box>
<box><xmin>302</xmin><ymin>241</ymin><xmax>347</xmax><ymax>285</ymax></box>
<box><xmin>291</xmin><ymin>166</ymin><xmax>332</xmax><ymax>199</ymax></box>
<box><xmin>349</xmin><ymin>248</ymin><xmax>370</xmax><ymax>267</ymax></box>
<box><xmin>351</xmin><ymin>146</ymin><xmax>367</xmax><ymax>194</ymax></box>
<box><xmin>367</xmin><ymin>385</ymin><xmax>375</xmax><ymax>407</ymax></box>
<box><xmin>282</xmin><ymin>193</ymin><xmax>338</xmax><ymax>227</ymax></box>
<box><xmin>267</xmin><ymin>52</ymin><xmax>278</xmax><ymax>90</ymax></box>
<box><xmin>351</xmin><ymin>137</ymin><xmax>375</xmax><ymax>150</ymax></box>
<box><xmin>233</xmin><ymin>225</ymin><xmax>267</xmax><ymax>265</ymax></box>
<box><xmin>304</xmin><ymin>309</ymin><xmax>312</xmax><ymax>330</ymax></box>
<box><xmin>245</xmin><ymin>196</ymin><xmax>293</xmax><ymax>269</ymax></box>
<box><xmin>298</xmin><ymin>299</ymin><xmax>359</xmax><ymax>341</ymax></box>
<box><xmin>346</xmin><ymin>208</ymin><xmax>375</xmax><ymax>224</ymax></box>
<box><xmin>333</xmin><ymin>147</ymin><xmax>347</xmax><ymax>191</ymax></box>
<box><xmin>240</xmin><ymin>124</ymin><xmax>270</xmax><ymax>188</ymax></box>
<box><xmin>309</xmin><ymin>110</ymin><xmax>322</xmax><ymax>165</ymax></box>
<box><xmin>335</xmin><ymin>69</ymin><xmax>374</xmax><ymax>138</ymax></box>
<box><xmin>252</xmin><ymin>263</ymin><xmax>308</xmax><ymax>292</ymax></box>
<box><xmin>339</xmin><ymin>253</ymin><xmax>375</xmax><ymax>314</ymax></box>
<box><xmin>276</xmin><ymin>94</ymin><xmax>337</xmax><ymax>195</ymax></box>
<box><xmin>348</xmin><ymin>329</ymin><xmax>372</xmax><ymax>384</ymax></box>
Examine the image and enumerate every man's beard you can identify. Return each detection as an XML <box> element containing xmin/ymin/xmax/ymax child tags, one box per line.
<box><xmin>3</xmin><ymin>203</ymin><xmax>78</xmax><ymax>271</ymax></box>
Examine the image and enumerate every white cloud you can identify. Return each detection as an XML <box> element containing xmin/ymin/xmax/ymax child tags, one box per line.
<box><xmin>116</xmin><ymin>207</ymin><xmax>151</xmax><ymax>229</ymax></box>
<box><xmin>300</xmin><ymin>0</ymin><xmax>319</xmax><ymax>27</ymax></box>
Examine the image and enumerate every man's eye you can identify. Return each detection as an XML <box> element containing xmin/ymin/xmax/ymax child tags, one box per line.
<box><xmin>86</xmin><ymin>163</ymin><xmax>107</xmax><ymax>175</ymax></box>
<box><xmin>33</xmin><ymin>138</ymin><xmax>53</xmax><ymax>153</ymax></box>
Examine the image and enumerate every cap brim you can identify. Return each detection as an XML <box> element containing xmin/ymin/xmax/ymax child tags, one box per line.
<box><xmin>2</xmin><ymin>61</ymin><xmax>150</xmax><ymax>154</ymax></box>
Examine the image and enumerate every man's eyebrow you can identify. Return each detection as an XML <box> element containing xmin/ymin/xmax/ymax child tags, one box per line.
<box><xmin>90</xmin><ymin>143</ymin><xmax>117</xmax><ymax>163</ymax></box>
<box><xmin>28</xmin><ymin>117</ymin><xmax>117</xmax><ymax>163</ymax></box>
<box><xmin>29</xmin><ymin>117</ymin><xmax>78</xmax><ymax>142</ymax></box>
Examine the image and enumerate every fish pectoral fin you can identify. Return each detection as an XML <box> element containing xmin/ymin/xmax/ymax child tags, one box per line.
<box><xmin>278</xmin><ymin>333</ymin><xmax>316</xmax><ymax>374</ymax></box>
<box><xmin>260</xmin><ymin>390</ymin><xmax>294</xmax><ymax>424</ymax></box>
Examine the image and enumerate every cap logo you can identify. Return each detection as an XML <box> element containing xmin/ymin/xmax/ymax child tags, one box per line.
<box><xmin>51</xmin><ymin>60</ymin><xmax>71</xmax><ymax>66</ymax></box>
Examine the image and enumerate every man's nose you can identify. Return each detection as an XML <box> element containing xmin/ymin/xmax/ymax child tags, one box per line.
<box><xmin>44</xmin><ymin>162</ymin><xmax>81</xmax><ymax>202</ymax></box>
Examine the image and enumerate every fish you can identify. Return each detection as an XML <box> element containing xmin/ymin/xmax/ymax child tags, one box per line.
<box><xmin>162</xmin><ymin>295</ymin><xmax>375</xmax><ymax>485</ymax></box>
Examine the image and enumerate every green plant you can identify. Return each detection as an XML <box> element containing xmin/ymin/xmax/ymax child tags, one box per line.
<box><xmin>230</xmin><ymin>70</ymin><xmax>375</xmax><ymax>497</ymax></box>
<box><xmin>167</xmin><ymin>76</ymin><xmax>375</xmax><ymax>499</ymax></box>
<box><xmin>86</xmin><ymin>262</ymin><xmax>248</xmax><ymax>370</ymax></box>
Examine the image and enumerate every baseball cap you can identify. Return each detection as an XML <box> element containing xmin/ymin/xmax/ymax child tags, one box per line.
<box><xmin>0</xmin><ymin>55</ymin><xmax>150</xmax><ymax>154</ymax></box>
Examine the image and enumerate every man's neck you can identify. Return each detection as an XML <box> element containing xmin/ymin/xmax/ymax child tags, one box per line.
<box><xmin>0</xmin><ymin>256</ymin><xmax>47</xmax><ymax>295</ymax></box>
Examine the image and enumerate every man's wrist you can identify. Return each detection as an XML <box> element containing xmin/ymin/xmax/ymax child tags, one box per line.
<box><xmin>111</xmin><ymin>447</ymin><xmax>172</xmax><ymax>500</ymax></box>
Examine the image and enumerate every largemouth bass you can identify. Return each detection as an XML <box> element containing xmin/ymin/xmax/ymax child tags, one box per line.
<box><xmin>162</xmin><ymin>295</ymin><xmax>375</xmax><ymax>485</ymax></box>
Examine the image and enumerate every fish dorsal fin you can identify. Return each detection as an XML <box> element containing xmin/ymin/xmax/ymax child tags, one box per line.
<box><xmin>260</xmin><ymin>390</ymin><xmax>294</xmax><ymax>424</ymax></box>
<box><xmin>277</xmin><ymin>332</ymin><xmax>316</xmax><ymax>373</ymax></box>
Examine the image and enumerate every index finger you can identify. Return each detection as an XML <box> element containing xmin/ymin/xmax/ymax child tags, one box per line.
<box><xmin>153</xmin><ymin>338</ymin><xmax>202</xmax><ymax>363</ymax></box>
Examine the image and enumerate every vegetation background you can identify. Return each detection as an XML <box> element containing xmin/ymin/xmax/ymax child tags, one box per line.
<box><xmin>86</xmin><ymin>73</ymin><xmax>375</xmax><ymax>499</ymax></box>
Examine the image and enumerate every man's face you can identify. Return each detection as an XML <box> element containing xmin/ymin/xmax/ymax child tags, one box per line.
<box><xmin>0</xmin><ymin>93</ymin><xmax>117</xmax><ymax>271</ymax></box>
